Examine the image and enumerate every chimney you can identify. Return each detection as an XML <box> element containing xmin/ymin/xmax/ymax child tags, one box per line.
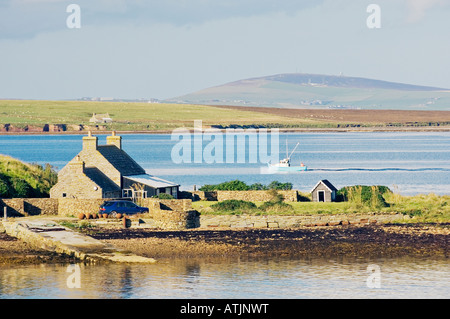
<box><xmin>82</xmin><ymin>131</ymin><xmax>98</xmax><ymax>151</ymax></box>
<box><xmin>107</xmin><ymin>131</ymin><xmax>122</xmax><ymax>149</ymax></box>
<box><xmin>68</xmin><ymin>155</ymin><xmax>85</xmax><ymax>175</ymax></box>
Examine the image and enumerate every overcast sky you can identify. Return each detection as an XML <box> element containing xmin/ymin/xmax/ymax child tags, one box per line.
<box><xmin>0</xmin><ymin>0</ymin><xmax>449</xmax><ymax>100</ymax></box>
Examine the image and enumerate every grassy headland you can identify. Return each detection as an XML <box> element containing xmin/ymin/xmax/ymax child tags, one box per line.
<box><xmin>1</xmin><ymin>99</ymin><xmax>450</xmax><ymax>133</ymax></box>
<box><xmin>0</xmin><ymin>155</ymin><xmax>57</xmax><ymax>198</ymax></box>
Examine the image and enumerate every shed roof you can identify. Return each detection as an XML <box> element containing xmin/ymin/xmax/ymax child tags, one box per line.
<box><xmin>311</xmin><ymin>179</ymin><xmax>338</xmax><ymax>193</ymax></box>
<box><xmin>124</xmin><ymin>174</ymin><xmax>180</xmax><ymax>189</ymax></box>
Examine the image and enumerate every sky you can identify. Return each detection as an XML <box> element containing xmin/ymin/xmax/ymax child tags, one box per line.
<box><xmin>0</xmin><ymin>0</ymin><xmax>449</xmax><ymax>100</ymax></box>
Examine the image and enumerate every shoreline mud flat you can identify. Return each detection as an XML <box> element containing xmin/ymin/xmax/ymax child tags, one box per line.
<box><xmin>1</xmin><ymin>126</ymin><xmax>450</xmax><ymax>136</ymax></box>
<box><xmin>1</xmin><ymin>224</ymin><xmax>448</xmax><ymax>264</ymax></box>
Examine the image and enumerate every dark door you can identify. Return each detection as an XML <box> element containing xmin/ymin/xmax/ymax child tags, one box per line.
<box><xmin>318</xmin><ymin>191</ymin><xmax>325</xmax><ymax>202</ymax></box>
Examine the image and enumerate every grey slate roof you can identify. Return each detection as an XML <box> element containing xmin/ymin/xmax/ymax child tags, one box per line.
<box><xmin>84</xmin><ymin>167</ymin><xmax>121</xmax><ymax>192</ymax></box>
<box><xmin>97</xmin><ymin>145</ymin><xmax>146</xmax><ymax>176</ymax></box>
<box><xmin>311</xmin><ymin>179</ymin><xmax>338</xmax><ymax>192</ymax></box>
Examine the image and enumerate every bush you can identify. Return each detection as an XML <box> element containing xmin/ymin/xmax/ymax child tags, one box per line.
<box><xmin>259</xmin><ymin>201</ymin><xmax>293</xmax><ymax>213</ymax></box>
<box><xmin>211</xmin><ymin>199</ymin><xmax>257</xmax><ymax>213</ymax></box>
<box><xmin>199</xmin><ymin>180</ymin><xmax>250</xmax><ymax>191</ymax></box>
<box><xmin>11</xmin><ymin>177</ymin><xmax>31</xmax><ymax>198</ymax></box>
<box><xmin>199</xmin><ymin>180</ymin><xmax>293</xmax><ymax>191</ymax></box>
<box><xmin>337</xmin><ymin>185</ymin><xmax>390</xmax><ymax>209</ymax></box>
<box><xmin>258</xmin><ymin>189</ymin><xmax>293</xmax><ymax>213</ymax></box>
<box><xmin>0</xmin><ymin>156</ymin><xmax>58</xmax><ymax>198</ymax></box>
<box><xmin>152</xmin><ymin>193</ymin><xmax>174</xmax><ymax>199</ymax></box>
<box><xmin>0</xmin><ymin>174</ymin><xmax>10</xmax><ymax>197</ymax></box>
<box><xmin>267</xmin><ymin>181</ymin><xmax>293</xmax><ymax>190</ymax></box>
<box><xmin>249</xmin><ymin>183</ymin><xmax>267</xmax><ymax>190</ymax></box>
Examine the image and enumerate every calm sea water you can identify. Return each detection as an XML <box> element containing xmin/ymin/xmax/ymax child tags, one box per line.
<box><xmin>0</xmin><ymin>132</ymin><xmax>449</xmax><ymax>299</ymax></box>
<box><xmin>0</xmin><ymin>256</ymin><xmax>448</xmax><ymax>299</ymax></box>
<box><xmin>0</xmin><ymin>132</ymin><xmax>449</xmax><ymax>195</ymax></box>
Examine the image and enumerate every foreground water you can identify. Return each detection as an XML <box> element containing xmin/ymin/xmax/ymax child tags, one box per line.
<box><xmin>0</xmin><ymin>132</ymin><xmax>449</xmax><ymax>195</ymax></box>
<box><xmin>0</xmin><ymin>256</ymin><xmax>448</xmax><ymax>299</ymax></box>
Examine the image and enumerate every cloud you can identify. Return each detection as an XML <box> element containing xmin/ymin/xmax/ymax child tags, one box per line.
<box><xmin>405</xmin><ymin>0</ymin><xmax>450</xmax><ymax>22</ymax></box>
<box><xmin>0</xmin><ymin>0</ymin><xmax>324</xmax><ymax>39</ymax></box>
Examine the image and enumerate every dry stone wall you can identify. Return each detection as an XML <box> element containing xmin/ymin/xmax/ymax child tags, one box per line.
<box><xmin>140</xmin><ymin>198</ymin><xmax>193</xmax><ymax>212</ymax></box>
<box><xmin>216</xmin><ymin>190</ymin><xmax>298</xmax><ymax>202</ymax></box>
<box><xmin>57</xmin><ymin>198</ymin><xmax>111</xmax><ymax>217</ymax></box>
<box><xmin>0</xmin><ymin>198</ymin><xmax>58</xmax><ymax>217</ymax></box>
<box><xmin>151</xmin><ymin>210</ymin><xmax>200</xmax><ymax>230</ymax></box>
<box><xmin>200</xmin><ymin>213</ymin><xmax>408</xmax><ymax>229</ymax></box>
<box><xmin>184</xmin><ymin>190</ymin><xmax>299</xmax><ymax>202</ymax></box>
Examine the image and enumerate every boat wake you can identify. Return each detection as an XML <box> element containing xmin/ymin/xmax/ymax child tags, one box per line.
<box><xmin>308</xmin><ymin>168</ymin><xmax>450</xmax><ymax>172</ymax></box>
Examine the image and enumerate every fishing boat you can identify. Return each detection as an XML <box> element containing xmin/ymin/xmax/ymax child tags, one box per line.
<box><xmin>267</xmin><ymin>142</ymin><xmax>307</xmax><ymax>172</ymax></box>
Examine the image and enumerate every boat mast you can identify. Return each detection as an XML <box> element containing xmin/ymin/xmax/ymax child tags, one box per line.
<box><xmin>288</xmin><ymin>142</ymin><xmax>300</xmax><ymax>160</ymax></box>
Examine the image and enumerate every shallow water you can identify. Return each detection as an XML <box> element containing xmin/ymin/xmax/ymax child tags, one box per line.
<box><xmin>1</xmin><ymin>256</ymin><xmax>448</xmax><ymax>299</ymax></box>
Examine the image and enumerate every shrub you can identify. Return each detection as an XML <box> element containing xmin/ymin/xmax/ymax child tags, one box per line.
<box><xmin>0</xmin><ymin>174</ymin><xmax>10</xmax><ymax>197</ymax></box>
<box><xmin>10</xmin><ymin>177</ymin><xmax>31</xmax><ymax>198</ymax></box>
<box><xmin>0</xmin><ymin>156</ymin><xmax>58</xmax><ymax>198</ymax></box>
<box><xmin>258</xmin><ymin>189</ymin><xmax>293</xmax><ymax>213</ymax></box>
<box><xmin>249</xmin><ymin>183</ymin><xmax>267</xmax><ymax>190</ymax></box>
<box><xmin>337</xmin><ymin>185</ymin><xmax>390</xmax><ymax>209</ymax></box>
<box><xmin>211</xmin><ymin>199</ymin><xmax>257</xmax><ymax>213</ymax></box>
<box><xmin>152</xmin><ymin>193</ymin><xmax>174</xmax><ymax>199</ymax></box>
<box><xmin>267</xmin><ymin>181</ymin><xmax>293</xmax><ymax>190</ymax></box>
<box><xmin>199</xmin><ymin>180</ymin><xmax>293</xmax><ymax>191</ymax></box>
<box><xmin>199</xmin><ymin>180</ymin><xmax>250</xmax><ymax>191</ymax></box>
<box><xmin>259</xmin><ymin>201</ymin><xmax>293</xmax><ymax>213</ymax></box>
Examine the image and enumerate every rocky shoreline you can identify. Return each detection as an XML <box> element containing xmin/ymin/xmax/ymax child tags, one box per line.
<box><xmin>1</xmin><ymin>223</ymin><xmax>448</xmax><ymax>264</ymax></box>
<box><xmin>1</xmin><ymin>125</ymin><xmax>450</xmax><ymax>135</ymax></box>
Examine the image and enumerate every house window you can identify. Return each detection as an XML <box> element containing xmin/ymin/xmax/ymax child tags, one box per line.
<box><xmin>122</xmin><ymin>189</ymin><xmax>133</xmax><ymax>198</ymax></box>
<box><xmin>62</xmin><ymin>193</ymin><xmax>67</xmax><ymax>198</ymax></box>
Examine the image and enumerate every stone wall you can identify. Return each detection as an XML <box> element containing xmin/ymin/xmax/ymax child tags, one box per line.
<box><xmin>200</xmin><ymin>212</ymin><xmax>408</xmax><ymax>229</ymax></box>
<box><xmin>140</xmin><ymin>198</ymin><xmax>193</xmax><ymax>212</ymax></box>
<box><xmin>180</xmin><ymin>191</ymin><xmax>217</xmax><ymax>201</ymax></box>
<box><xmin>217</xmin><ymin>190</ymin><xmax>298</xmax><ymax>202</ymax></box>
<box><xmin>57</xmin><ymin>198</ymin><xmax>111</xmax><ymax>217</ymax></box>
<box><xmin>183</xmin><ymin>190</ymin><xmax>299</xmax><ymax>202</ymax></box>
<box><xmin>0</xmin><ymin>198</ymin><xmax>58</xmax><ymax>217</ymax></box>
<box><xmin>151</xmin><ymin>210</ymin><xmax>200</xmax><ymax>230</ymax></box>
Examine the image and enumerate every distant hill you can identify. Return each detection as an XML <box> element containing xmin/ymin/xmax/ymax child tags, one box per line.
<box><xmin>166</xmin><ymin>73</ymin><xmax>450</xmax><ymax>110</ymax></box>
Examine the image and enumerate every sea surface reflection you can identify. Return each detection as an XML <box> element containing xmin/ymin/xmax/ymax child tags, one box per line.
<box><xmin>1</xmin><ymin>256</ymin><xmax>448</xmax><ymax>299</ymax></box>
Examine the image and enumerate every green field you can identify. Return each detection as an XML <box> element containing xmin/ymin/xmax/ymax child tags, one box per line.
<box><xmin>0</xmin><ymin>99</ymin><xmax>320</xmax><ymax>131</ymax></box>
<box><xmin>192</xmin><ymin>193</ymin><xmax>450</xmax><ymax>224</ymax></box>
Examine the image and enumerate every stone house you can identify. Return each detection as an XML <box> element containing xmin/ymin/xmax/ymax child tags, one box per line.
<box><xmin>50</xmin><ymin>132</ymin><xmax>180</xmax><ymax>199</ymax></box>
<box><xmin>89</xmin><ymin>113</ymin><xmax>113</xmax><ymax>123</ymax></box>
<box><xmin>311</xmin><ymin>180</ymin><xmax>337</xmax><ymax>202</ymax></box>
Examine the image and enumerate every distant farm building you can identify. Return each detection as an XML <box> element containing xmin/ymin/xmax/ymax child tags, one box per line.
<box><xmin>89</xmin><ymin>113</ymin><xmax>113</xmax><ymax>123</ymax></box>
<box><xmin>311</xmin><ymin>180</ymin><xmax>337</xmax><ymax>202</ymax></box>
<box><xmin>50</xmin><ymin>131</ymin><xmax>180</xmax><ymax>200</ymax></box>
